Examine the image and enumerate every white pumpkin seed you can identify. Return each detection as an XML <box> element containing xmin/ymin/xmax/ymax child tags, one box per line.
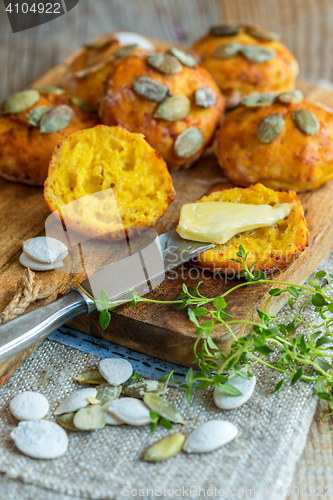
<box><xmin>33</xmin><ymin>86</ymin><xmax>65</xmax><ymax>95</ymax></box>
<box><xmin>183</xmin><ymin>420</ymin><xmax>238</xmax><ymax>453</ymax></box>
<box><xmin>114</xmin><ymin>44</ymin><xmax>138</xmax><ymax>59</ymax></box>
<box><xmin>241</xmin><ymin>45</ymin><xmax>276</xmax><ymax>63</ymax></box>
<box><xmin>28</xmin><ymin>105</ymin><xmax>54</xmax><ymax>127</ymax></box>
<box><xmin>54</xmin><ymin>388</ymin><xmax>97</xmax><ymax>415</ymax></box>
<box><xmin>241</xmin><ymin>93</ymin><xmax>277</xmax><ymax>107</ymax></box>
<box><xmin>57</xmin><ymin>412</ymin><xmax>79</xmax><ymax>431</ymax></box>
<box><xmin>114</xmin><ymin>32</ymin><xmax>154</xmax><ymax>50</ymax></box>
<box><xmin>71</xmin><ymin>96</ymin><xmax>97</xmax><ymax>113</ymax></box>
<box><xmin>144</xmin><ymin>433</ymin><xmax>186</xmax><ymax>462</ymax></box>
<box><xmin>10</xmin><ymin>420</ymin><xmax>68</xmax><ymax>459</ymax></box>
<box><xmin>168</xmin><ymin>47</ymin><xmax>196</xmax><ymax>68</ymax></box>
<box><xmin>194</xmin><ymin>88</ymin><xmax>216</xmax><ymax>108</ymax></box>
<box><xmin>23</xmin><ymin>236</ymin><xmax>68</xmax><ymax>264</ymax></box>
<box><xmin>102</xmin><ymin>405</ymin><xmax>123</xmax><ymax>425</ymax></box>
<box><xmin>132</xmin><ymin>76</ymin><xmax>170</xmax><ymax>103</ymax></box>
<box><xmin>154</xmin><ymin>95</ymin><xmax>191</xmax><ymax>121</ymax></box>
<box><xmin>40</xmin><ymin>105</ymin><xmax>74</xmax><ymax>134</ymax></box>
<box><xmin>74</xmin><ymin>370</ymin><xmax>106</xmax><ymax>385</ymax></box>
<box><xmin>244</xmin><ymin>25</ymin><xmax>280</xmax><ymax>42</ymax></box>
<box><xmin>214</xmin><ymin>42</ymin><xmax>242</xmax><ymax>59</ymax></box>
<box><xmin>256</xmin><ymin>113</ymin><xmax>284</xmax><ymax>143</ymax></box>
<box><xmin>73</xmin><ymin>404</ymin><xmax>107</xmax><ymax>430</ymax></box>
<box><xmin>19</xmin><ymin>252</ymin><xmax>63</xmax><ymax>271</ymax></box>
<box><xmin>293</xmin><ymin>109</ymin><xmax>320</xmax><ymax>135</ymax></box>
<box><xmin>96</xmin><ymin>383</ymin><xmax>122</xmax><ymax>405</ymax></box>
<box><xmin>4</xmin><ymin>89</ymin><xmax>40</xmax><ymax>114</ymax></box>
<box><xmin>104</xmin><ymin>398</ymin><xmax>151</xmax><ymax>426</ymax></box>
<box><xmin>214</xmin><ymin>373</ymin><xmax>256</xmax><ymax>410</ymax></box>
<box><xmin>10</xmin><ymin>391</ymin><xmax>49</xmax><ymax>421</ymax></box>
<box><xmin>143</xmin><ymin>393</ymin><xmax>185</xmax><ymax>424</ymax></box>
<box><xmin>278</xmin><ymin>90</ymin><xmax>304</xmax><ymax>104</ymax></box>
<box><xmin>209</xmin><ymin>25</ymin><xmax>241</xmax><ymax>37</ymax></box>
<box><xmin>98</xmin><ymin>358</ymin><xmax>133</xmax><ymax>386</ymax></box>
<box><xmin>122</xmin><ymin>380</ymin><xmax>166</xmax><ymax>399</ymax></box>
<box><xmin>147</xmin><ymin>53</ymin><xmax>182</xmax><ymax>75</ymax></box>
<box><xmin>174</xmin><ymin>127</ymin><xmax>203</xmax><ymax>158</ymax></box>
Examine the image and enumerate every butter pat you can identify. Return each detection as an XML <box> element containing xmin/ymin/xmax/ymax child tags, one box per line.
<box><xmin>177</xmin><ymin>201</ymin><xmax>292</xmax><ymax>245</ymax></box>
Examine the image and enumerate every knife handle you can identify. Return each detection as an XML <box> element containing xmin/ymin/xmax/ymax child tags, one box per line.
<box><xmin>0</xmin><ymin>289</ymin><xmax>96</xmax><ymax>364</ymax></box>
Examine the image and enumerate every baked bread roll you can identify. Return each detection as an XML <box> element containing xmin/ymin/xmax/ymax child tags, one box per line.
<box><xmin>191</xmin><ymin>183</ymin><xmax>308</xmax><ymax>274</ymax></box>
<box><xmin>44</xmin><ymin>125</ymin><xmax>175</xmax><ymax>241</ymax></box>
<box><xmin>100</xmin><ymin>50</ymin><xmax>225</xmax><ymax>171</ymax></box>
<box><xmin>0</xmin><ymin>88</ymin><xmax>99</xmax><ymax>185</ymax></box>
<box><xmin>215</xmin><ymin>91</ymin><xmax>333</xmax><ymax>192</ymax></box>
<box><xmin>191</xmin><ymin>24</ymin><xmax>298</xmax><ymax>108</ymax></box>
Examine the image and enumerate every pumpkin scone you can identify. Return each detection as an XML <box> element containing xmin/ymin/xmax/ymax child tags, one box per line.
<box><xmin>180</xmin><ymin>184</ymin><xmax>308</xmax><ymax>274</ymax></box>
<box><xmin>215</xmin><ymin>91</ymin><xmax>333</xmax><ymax>192</ymax></box>
<box><xmin>191</xmin><ymin>24</ymin><xmax>298</xmax><ymax>108</ymax></box>
<box><xmin>44</xmin><ymin>125</ymin><xmax>174</xmax><ymax>241</ymax></box>
<box><xmin>0</xmin><ymin>87</ymin><xmax>99</xmax><ymax>185</ymax></box>
<box><xmin>100</xmin><ymin>49</ymin><xmax>225</xmax><ymax>171</ymax></box>
<box><xmin>61</xmin><ymin>32</ymin><xmax>155</xmax><ymax>109</ymax></box>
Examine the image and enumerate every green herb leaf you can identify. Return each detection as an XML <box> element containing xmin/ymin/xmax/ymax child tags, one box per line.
<box><xmin>316</xmin><ymin>336</ymin><xmax>333</xmax><ymax>348</ymax></box>
<box><xmin>274</xmin><ymin>379</ymin><xmax>285</xmax><ymax>393</ymax></box>
<box><xmin>291</xmin><ymin>367</ymin><xmax>304</xmax><ymax>385</ymax></box>
<box><xmin>269</xmin><ymin>288</ymin><xmax>282</xmax><ymax>296</ymax></box>
<box><xmin>213</xmin><ymin>296</ymin><xmax>227</xmax><ymax>310</ymax></box>
<box><xmin>288</xmin><ymin>286</ymin><xmax>300</xmax><ymax>298</ymax></box>
<box><xmin>99</xmin><ymin>310</ymin><xmax>111</xmax><ymax>330</ymax></box>
<box><xmin>159</xmin><ymin>417</ymin><xmax>173</xmax><ymax>429</ymax></box>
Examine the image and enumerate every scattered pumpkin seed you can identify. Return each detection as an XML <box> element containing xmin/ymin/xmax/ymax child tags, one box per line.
<box><xmin>241</xmin><ymin>93</ymin><xmax>277</xmax><ymax>107</ymax></box>
<box><xmin>214</xmin><ymin>42</ymin><xmax>242</xmax><ymax>59</ymax></box>
<box><xmin>143</xmin><ymin>394</ymin><xmax>186</xmax><ymax>424</ymax></box>
<box><xmin>278</xmin><ymin>90</ymin><xmax>304</xmax><ymax>104</ymax></box>
<box><xmin>174</xmin><ymin>127</ymin><xmax>203</xmax><ymax>158</ymax></box>
<box><xmin>74</xmin><ymin>370</ymin><xmax>106</xmax><ymax>385</ymax></box>
<box><xmin>194</xmin><ymin>88</ymin><xmax>216</xmax><ymax>108</ymax></box>
<box><xmin>168</xmin><ymin>47</ymin><xmax>196</xmax><ymax>68</ymax></box>
<box><xmin>4</xmin><ymin>89</ymin><xmax>40</xmax><ymax>114</ymax></box>
<box><xmin>114</xmin><ymin>44</ymin><xmax>138</xmax><ymax>59</ymax></box>
<box><xmin>293</xmin><ymin>109</ymin><xmax>319</xmax><ymax>135</ymax></box>
<box><xmin>209</xmin><ymin>25</ymin><xmax>241</xmax><ymax>37</ymax></box>
<box><xmin>73</xmin><ymin>404</ymin><xmax>107</xmax><ymax>430</ymax></box>
<box><xmin>183</xmin><ymin>420</ymin><xmax>238</xmax><ymax>453</ymax></box>
<box><xmin>241</xmin><ymin>45</ymin><xmax>276</xmax><ymax>63</ymax></box>
<box><xmin>256</xmin><ymin>113</ymin><xmax>284</xmax><ymax>143</ymax></box>
<box><xmin>147</xmin><ymin>53</ymin><xmax>183</xmax><ymax>75</ymax></box>
<box><xmin>122</xmin><ymin>380</ymin><xmax>166</xmax><ymax>399</ymax></box>
<box><xmin>244</xmin><ymin>25</ymin><xmax>280</xmax><ymax>42</ymax></box>
<box><xmin>28</xmin><ymin>105</ymin><xmax>54</xmax><ymax>127</ymax></box>
<box><xmin>98</xmin><ymin>358</ymin><xmax>133</xmax><ymax>386</ymax></box>
<box><xmin>33</xmin><ymin>86</ymin><xmax>65</xmax><ymax>95</ymax></box>
<box><xmin>75</xmin><ymin>60</ymin><xmax>107</xmax><ymax>78</ymax></box>
<box><xmin>40</xmin><ymin>105</ymin><xmax>74</xmax><ymax>134</ymax></box>
<box><xmin>154</xmin><ymin>95</ymin><xmax>191</xmax><ymax>121</ymax></box>
<box><xmin>96</xmin><ymin>383</ymin><xmax>122</xmax><ymax>405</ymax></box>
<box><xmin>104</xmin><ymin>398</ymin><xmax>151</xmax><ymax>426</ymax></box>
<box><xmin>84</xmin><ymin>36</ymin><xmax>111</xmax><ymax>49</ymax></box>
<box><xmin>54</xmin><ymin>388</ymin><xmax>97</xmax><ymax>415</ymax></box>
<box><xmin>87</xmin><ymin>397</ymin><xmax>100</xmax><ymax>405</ymax></box>
<box><xmin>144</xmin><ymin>433</ymin><xmax>186</xmax><ymax>462</ymax></box>
<box><xmin>57</xmin><ymin>412</ymin><xmax>79</xmax><ymax>431</ymax></box>
<box><xmin>71</xmin><ymin>96</ymin><xmax>97</xmax><ymax>113</ymax></box>
<box><xmin>132</xmin><ymin>76</ymin><xmax>170</xmax><ymax>103</ymax></box>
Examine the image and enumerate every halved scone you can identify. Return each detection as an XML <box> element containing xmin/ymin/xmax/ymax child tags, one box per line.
<box><xmin>191</xmin><ymin>183</ymin><xmax>308</xmax><ymax>274</ymax></box>
<box><xmin>44</xmin><ymin>125</ymin><xmax>175</xmax><ymax>241</ymax></box>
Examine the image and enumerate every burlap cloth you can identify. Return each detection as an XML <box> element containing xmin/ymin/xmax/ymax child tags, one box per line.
<box><xmin>3</xmin><ymin>253</ymin><xmax>333</xmax><ymax>499</ymax></box>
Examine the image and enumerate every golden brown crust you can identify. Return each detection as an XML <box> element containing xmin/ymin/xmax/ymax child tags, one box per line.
<box><xmin>100</xmin><ymin>51</ymin><xmax>225</xmax><ymax>171</ymax></box>
<box><xmin>215</xmin><ymin>99</ymin><xmax>333</xmax><ymax>192</ymax></box>
<box><xmin>191</xmin><ymin>183</ymin><xmax>308</xmax><ymax>274</ymax></box>
<box><xmin>191</xmin><ymin>31</ymin><xmax>299</xmax><ymax>108</ymax></box>
<box><xmin>44</xmin><ymin>125</ymin><xmax>175</xmax><ymax>242</ymax></box>
<box><xmin>0</xmin><ymin>92</ymin><xmax>99</xmax><ymax>186</ymax></box>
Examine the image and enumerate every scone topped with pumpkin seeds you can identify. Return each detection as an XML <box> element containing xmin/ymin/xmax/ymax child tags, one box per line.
<box><xmin>0</xmin><ymin>87</ymin><xmax>99</xmax><ymax>185</ymax></box>
<box><xmin>215</xmin><ymin>90</ymin><xmax>333</xmax><ymax>192</ymax></box>
<box><xmin>61</xmin><ymin>32</ymin><xmax>155</xmax><ymax>109</ymax></box>
<box><xmin>191</xmin><ymin>24</ymin><xmax>298</xmax><ymax>108</ymax></box>
<box><xmin>100</xmin><ymin>49</ymin><xmax>225</xmax><ymax>171</ymax></box>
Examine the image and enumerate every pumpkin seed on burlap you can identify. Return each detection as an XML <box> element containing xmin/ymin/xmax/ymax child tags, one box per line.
<box><xmin>114</xmin><ymin>44</ymin><xmax>138</xmax><ymax>59</ymax></box>
<box><xmin>256</xmin><ymin>113</ymin><xmax>284</xmax><ymax>143</ymax></box>
<box><xmin>244</xmin><ymin>25</ymin><xmax>280</xmax><ymax>42</ymax></box>
<box><xmin>11</xmin><ymin>420</ymin><xmax>68</xmax><ymax>459</ymax></box>
<box><xmin>57</xmin><ymin>412</ymin><xmax>79</xmax><ymax>431</ymax></box>
<box><xmin>71</xmin><ymin>96</ymin><xmax>97</xmax><ymax>113</ymax></box>
<box><xmin>278</xmin><ymin>90</ymin><xmax>304</xmax><ymax>104</ymax></box>
<box><xmin>98</xmin><ymin>358</ymin><xmax>133</xmax><ymax>386</ymax></box>
<box><xmin>174</xmin><ymin>128</ymin><xmax>203</xmax><ymax>158</ymax></box>
<box><xmin>209</xmin><ymin>25</ymin><xmax>241</xmax><ymax>37</ymax></box>
<box><xmin>28</xmin><ymin>106</ymin><xmax>54</xmax><ymax>127</ymax></box>
<box><xmin>214</xmin><ymin>42</ymin><xmax>242</xmax><ymax>59</ymax></box>
<box><xmin>96</xmin><ymin>383</ymin><xmax>122</xmax><ymax>405</ymax></box>
<box><xmin>4</xmin><ymin>89</ymin><xmax>40</xmax><ymax>114</ymax></box>
<box><xmin>132</xmin><ymin>76</ymin><xmax>170</xmax><ymax>103</ymax></box>
<box><xmin>33</xmin><ymin>86</ymin><xmax>65</xmax><ymax>95</ymax></box>
<box><xmin>73</xmin><ymin>405</ymin><xmax>107</xmax><ymax>431</ymax></box>
<box><xmin>143</xmin><ymin>393</ymin><xmax>186</xmax><ymax>424</ymax></box>
<box><xmin>154</xmin><ymin>95</ymin><xmax>191</xmax><ymax>121</ymax></box>
<box><xmin>74</xmin><ymin>370</ymin><xmax>106</xmax><ymax>385</ymax></box>
<box><xmin>40</xmin><ymin>105</ymin><xmax>74</xmax><ymax>133</ymax></box>
<box><xmin>293</xmin><ymin>109</ymin><xmax>319</xmax><ymax>135</ymax></box>
<box><xmin>241</xmin><ymin>45</ymin><xmax>276</xmax><ymax>63</ymax></box>
<box><xmin>147</xmin><ymin>53</ymin><xmax>182</xmax><ymax>75</ymax></box>
<box><xmin>241</xmin><ymin>93</ymin><xmax>277</xmax><ymax>107</ymax></box>
<box><xmin>183</xmin><ymin>420</ymin><xmax>238</xmax><ymax>453</ymax></box>
<box><xmin>144</xmin><ymin>433</ymin><xmax>186</xmax><ymax>462</ymax></box>
<box><xmin>194</xmin><ymin>88</ymin><xmax>216</xmax><ymax>108</ymax></box>
<box><xmin>54</xmin><ymin>388</ymin><xmax>97</xmax><ymax>415</ymax></box>
<box><xmin>104</xmin><ymin>398</ymin><xmax>151</xmax><ymax>426</ymax></box>
<box><xmin>168</xmin><ymin>47</ymin><xmax>196</xmax><ymax>68</ymax></box>
<box><xmin>122</xmin><ymin>380</ymin><xmax>166</xmax><ymax>399</ymax></box>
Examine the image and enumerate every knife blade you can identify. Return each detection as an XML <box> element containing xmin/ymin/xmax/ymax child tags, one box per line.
<box><xmin>0</xmin><ymin>229</ymin><xmax>214</xmax><ymax>363</ymax></box>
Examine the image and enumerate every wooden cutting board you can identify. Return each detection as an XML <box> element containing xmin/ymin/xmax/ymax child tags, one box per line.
<box><xmin>1</xmin><ymin>42</ymin><xmax>333</xmax><ymax>383</ymax></box>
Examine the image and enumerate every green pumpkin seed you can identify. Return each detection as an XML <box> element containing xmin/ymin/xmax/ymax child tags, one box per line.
<box><xmin>4</xmin><ymin>89</ymin><xmax>40</xmax><ymax>114</ymax></box>
<box><xmin>132</xmin><ymin>76</ymin><xmax>170</xmax><ymax>103</ymax></box>
<box><xmin>114</xmin><ymin>44</ymin><xmax>138</xmax><ymax>59</ymax></box>
<box><xmin>144</xmin><ymin>433</ymin><xmax>186</xmax><ymax>462</ymax></box>
<box><xmin>75</xmin><ymin>59</ymin><xmax>107</xmax><ymax>79</ymax></box>
<box><xmin>122</xmin><ymin>380</ymin><xmax>166</xmax><ymax>399</ymax></box>
<box><xmin>241</xmin><ymin>45</ymin><xmax>276</xmax><ymax>63</ymax></box>
<box><xmin>73</xmin><ymin>404</ymin><xmax>107</xmax><ymax>430</ymax></box>
<box><xmin>28</xmin><ymin>105</ymin><xmax>54</xmax><ymax>127</ymax></box>
<box><xmin>33</xmin><ymin>86</ymin><xmax>65</xmax><ymax>95</ymax></box>
<box><xmin>57</xmin><ymin>412</ymin><xmax>79</xmax><ymax>431</ymax></box>
<box><xmin>84</xmin><ymin>36</ymin><xmax>111</xmax><ymax>49</ymax></box>
<box><xmin>209</xmin><ymin>25</ymin><xmax>241</xmax><ymax>37</ymax></box>
<box><xmin>194</xmin><ymin>88</ymin><xmax>216</xmax><ymax>108</ymax></box>
<box><xmin>214</xmin><ymin>42</ymin><xmax>242</xmax><ymax>59</ymax></box>
<box><xmin>147</xmin><ymin>53</ymin><xmax>183</xmax><ymax>75</ymax></box>
<box><xmin>96</xmin><ymin>383</ymin><xmax>122</xmax><ymax>405</ymax></box>
<box><xmin>74</xmin><ymin>370</ymin><xmax>106</xmax><ymax>385</ymax></box>
<box><xmin>71</xmin><ymin>96</ymin><xmax>97</xmax><ymax>113</ymax></box>
<box><xmin>40</xmin><ymin>105</ymin><xmax>74</xmax><ymax>134</ymax></box>
<box><xmin>241</xmin><ymin>93</ymin><xmax>277</xmax><ymax>107</ymax></box>
<box><xmin>256</xmin><ymin>113</ymin><xmax>284</xmax><ymax>143</ymax></box>
<box><xmin>244</xmin><ymin>25</ymin><xmax>280</xmax><ymax>42</ymax></box>
<box><xmin>168</xmin><ymin>47</ymin><xmax>196</xmax><ymax>68</ymax></box>
<box><xmin>293</xmin><ymin>109</ymin><xmax>319</xmax><ymax>135</ymax></box>
<box><xmin>143</xmin><ymin>393</ymin><xmax>186</xmax><ymax>424</ymax></box>
<box><xmin>278</xmin><ymin>90</ymin><xmax>304</xmax><ymax>104</ymax></box>
<box><xmin>154</xmin><ymin>95</ymin><xmax>191</xmax><ymax>121</ymax></box>
<box><xmin>174</xmin><ymin>127</ymin><xmax>203</xmax><ymax>158</ymax></box>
